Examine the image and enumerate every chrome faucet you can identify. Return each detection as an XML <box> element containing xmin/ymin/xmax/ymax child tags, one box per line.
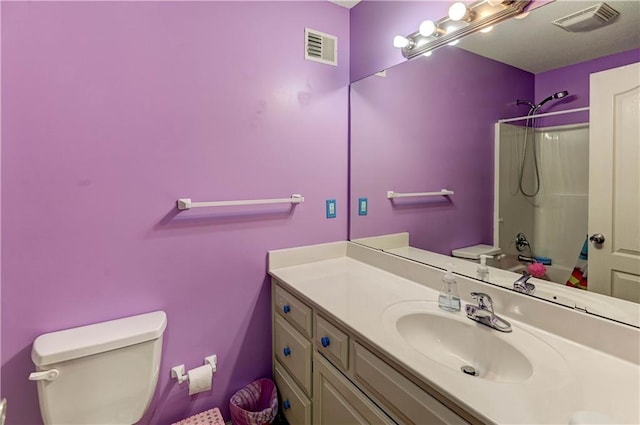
<box><xmin>515</xmin><ymin>232</ymin><xmax>530</xmax><ymax>252</ymax></box>
<box><xmin>465</xmin><ymin>292</ymin><xmax>512</xmax><ymax>332</ymax></box>
<box><xmin>514</xmin><ymin>272</ymin><xmax>535</xmax><ymax>295</ymax></box>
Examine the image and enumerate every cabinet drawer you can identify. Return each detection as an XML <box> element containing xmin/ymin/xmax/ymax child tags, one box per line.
<box><xmin>353</xmin><ymin>342</ymin><xmax>469</xmax><ymax>425</ymax></box>
<box><xmin>274</xmin><ymin>360</ymin><xmax>312</xmax><ymax>425</ymax></box>
<box><xmin>274</xmin><ymin>284</ymin><xmax>312</xmax><ymax>338</ymax></box>
<box><xmin>315</xmin><ymin>314</ymin><xmax>349</xmax><ymax>371</ymax></box>
<box><xmin>274</xmin><ymin>314</ymin><xmax>312</xmax><ymax>395</ymax></box>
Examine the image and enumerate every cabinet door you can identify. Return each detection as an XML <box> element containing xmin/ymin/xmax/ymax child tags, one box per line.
<box><xmin>352</xmin><ymin>342</ymin><xmax>469</xmax><ymax>425</ymax></box>
<box><xmin>313</xmin><ymin>352</ymin><xmax>395</xmax><ymax>425</ymax></box>
<box><xmin>274</xmin><ymin>361</ymin><xmax>312</xmax><ymax>425</ymax></box>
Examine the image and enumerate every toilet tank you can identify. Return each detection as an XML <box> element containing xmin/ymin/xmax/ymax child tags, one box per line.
<box><xmin>30</xmin><ymin>311</ymin><xmax>167</xmax><ymax>425</ymax></box>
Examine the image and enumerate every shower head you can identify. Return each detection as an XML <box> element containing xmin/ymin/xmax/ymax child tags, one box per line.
<box><xmin>537</xmin><ymin>90</ymin><xmax>569</xmax><ymax>108</ymax></box>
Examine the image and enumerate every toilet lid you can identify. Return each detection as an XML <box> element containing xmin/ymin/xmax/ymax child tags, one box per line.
<box><xmin>451</xmin><ymin>244</ymin><xmax>501</xmax><ymax>260</ymax></box>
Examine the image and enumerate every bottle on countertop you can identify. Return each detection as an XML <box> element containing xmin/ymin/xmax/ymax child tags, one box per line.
<box><xmin>438</xmin><ymin>263</ymin><xmax>461</xmax><ymax>312</ymax></box>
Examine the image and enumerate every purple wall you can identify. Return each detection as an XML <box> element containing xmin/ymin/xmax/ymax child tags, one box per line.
<box><xmin>350</xmin><ymin>0</ymin><xmax>552</xmax><ymax>83</ymax></box>
<box><xmin>350</xmin><ymin>48</ymin><xmax>534</xmax><ymax>254</ymax></box>
<box><xmin>534</xmin><ymin>48</ymin><xmax>640</xmax><ymax>127</ymax></box>
<box><xmin>1</xmin><ymin>2</ymin><xmax>348</xmax><ymax>424</ymax></box>
<box><xmin>349</xmin><ymin>1</ymin><xmax>450</xmax><ymax>82</ymax></box>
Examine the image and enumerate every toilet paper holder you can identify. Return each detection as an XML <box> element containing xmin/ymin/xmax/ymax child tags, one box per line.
<box><xmin>171</xmin><ymin>355</ymin><xmax>217</xmax><ymax>384</ymax></box>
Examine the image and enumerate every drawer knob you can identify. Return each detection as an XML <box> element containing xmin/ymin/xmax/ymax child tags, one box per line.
<box><xmin>283</xmin><ymin>399</ymin><xmax>291</xmax><ymax>410</ymax></box>
<box><xmin>283</xmin><ymin>304</ymin><xmax>291</xmax><ymax>314</ymax></box>
<box><xmin>283</xmin><ymin>347</ymin><xmax>291</xmax><ymax>357</ymax></box>
<box><xmin>321</xmin><ymin>336</ymin><xmax>331</xmax><ymax>348</ymax></box>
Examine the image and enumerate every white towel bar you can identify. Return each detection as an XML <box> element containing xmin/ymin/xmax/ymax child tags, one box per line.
<box><xmin>387</xmin><ymin>189</ymin><xmax>454</xmax><ymax>199</ymax></box>
<box><xmin>177</xmin><ymin>194</ymin><xmax>304</xmax><ymax>210</ymax></box>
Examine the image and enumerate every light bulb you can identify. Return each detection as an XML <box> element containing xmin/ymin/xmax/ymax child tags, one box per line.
<box><xmin>419</xmin><ymin>20</ymin><xmax>437</xmax><ymax>37</ymax></box>
<box><xmin>393</xmin><ymin>35</ymin><xmax>410</xmax><ymax>48</ymax></box>
<box><xmin>422</xmin><ymin>51</ymin><xmax>433</xmax><ymax>57</ymax></box>
<box><xmin>480</xmin><ymin>26</ymin><xmax>494</xmax><ymax>33</ymax></box>
<box><xmin>448</xmin><ymin>39</ymin><xmax>460</xmax><ymax>46</ymax></box>
<box><xmin>515</xmin><ymin>11</ymin><xmax>530</xmax><ymax>19</ymax></box>
<box><xmin>448</xmin><ymin>2</ymin><xmax>470</xmax><ymax>21</ymax></box>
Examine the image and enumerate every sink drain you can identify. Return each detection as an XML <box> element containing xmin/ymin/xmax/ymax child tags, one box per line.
<box><xmin>461</xmin><ymin>365</ymin><xmax>478</xmax><ymax>376</ymax></box>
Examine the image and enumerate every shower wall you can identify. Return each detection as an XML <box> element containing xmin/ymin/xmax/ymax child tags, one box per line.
<box><xmin>498</xmin><ymin>124</ymin><xmax>534</xmax><ymax>255</ymax></box>
<box><xmin>498</xmin><ymin>123</ymin><xmax>589</xmax><ymax>283</ymax></box>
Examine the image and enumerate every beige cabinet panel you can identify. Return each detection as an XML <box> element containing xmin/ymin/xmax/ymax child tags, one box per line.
<box><xmin>313</xmin><ymin>353</ymin><xmax>394</xmax><ymax>425</ymax></box>
<box><xmin>353</xmin><ymin>342</ymin><xmax>469</xmax><ymax>425</ymax></box>
<box><xmin>274</xmin><ymin>314</ymin><xmax>312</xmax><ymax>395</ymax></box>
<box><xmin>315</xmin><ymin>314</ymin><xmax>350</xmax><ymax>371</ymax></box>
<box><xmin>274</xmin><ymin>361</ymin><xmax>312</xmax><ymax>425</ymax></box>
<box><xmin>274</xmin><ymin>283</ymin><xmax>313</xmax><ymax>337</ymax></box>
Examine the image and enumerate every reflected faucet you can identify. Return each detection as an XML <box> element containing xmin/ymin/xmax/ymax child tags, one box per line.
<box><xmin>465</xmin><ymin>292</ymin><xmax>512</xmax><ymax>333</ymax></box>
<box><xmin>515</xmin><ymin>233</ymin><xmax>530</xmax><ymax>252</ymax></box>
<box><xmin>514</xmin><ymin>272</ymin><xmax>535</xmax><ymax>295</ymax></box>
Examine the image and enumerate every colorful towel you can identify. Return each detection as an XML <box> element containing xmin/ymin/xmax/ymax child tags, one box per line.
<box><xmin>566</xmin><ymin>236</ymin><xmax>588</xmax><ymax>290</ymax></box>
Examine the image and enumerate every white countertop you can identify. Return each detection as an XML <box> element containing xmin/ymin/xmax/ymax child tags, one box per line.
<box><xmin>269</xmin><ymin>242</ymin><xmax>640</xmax><ymax>424</ymax></box>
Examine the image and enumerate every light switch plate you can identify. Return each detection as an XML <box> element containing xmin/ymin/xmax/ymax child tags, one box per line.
<box><xmin>358</xmin><ymin>198</ymin><xmax>368</xmax><ymax>215</ymax></box>
<box><xmin>326</xmin><ymin>199</ymin><xmax>337</xmax><ymax>218</ymax></box>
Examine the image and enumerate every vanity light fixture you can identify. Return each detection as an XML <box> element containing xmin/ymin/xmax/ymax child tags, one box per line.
<box><xmin>392</xmin><ymin>35</ymin><xmax>411</xmax><ymax>48</ymax></box>
<box><xmin>395</xmin><ymin>0</ymin><xmax>531</xmax><ymax>59</ymax></box>
<box><xmin>449</xmin><ymin>2</ymin><xmax>474</xmax><ymax>22</ymax></box>
<box><xmin>419</xmin><ymin>20</ymin><xmax>445</xmax><ymax>37</ymax></box>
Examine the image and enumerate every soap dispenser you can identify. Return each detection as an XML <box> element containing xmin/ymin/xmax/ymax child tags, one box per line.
<box><xmin>477</xmin><ymin>255</ymin><xmax>493</xmax><ymax>279</ymax></box>
<box><xmin>438</xmin><ymin>263</ymin><xmax>461</xmax><ymax>312</ymax></box>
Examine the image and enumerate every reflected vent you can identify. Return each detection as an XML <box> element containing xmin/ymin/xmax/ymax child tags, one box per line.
<box><xmin>552</xmin><ymin>2</ymin><xmax>620</xmax><ymax>32</ymax></box>
<box><xmin>305</xmin><ymin>28</ymin><xmax>337</xmax><ymax>66</ymax></box>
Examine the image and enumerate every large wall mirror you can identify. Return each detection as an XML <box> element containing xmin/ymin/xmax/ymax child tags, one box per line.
<box><xmin>350</xmin><ymin>0</ymin><xmax>640</xmax><ymax>327</ymax></box>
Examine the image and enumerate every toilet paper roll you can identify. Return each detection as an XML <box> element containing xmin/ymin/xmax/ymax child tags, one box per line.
<box><xmin>187</xmin><ymin>365</ymin><xmax>212</xmax><ymax>396</ymax></box>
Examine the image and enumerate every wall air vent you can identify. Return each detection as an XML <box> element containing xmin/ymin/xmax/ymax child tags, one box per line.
<box><xmin>552</xmin><ymin>2</ymin><xmax>620</xmax><ymax>32</ymax></box>
<box><xmin>305</xmin><ymin>28</ymin><xmax>337</xmax><ymax>66</ymax></box>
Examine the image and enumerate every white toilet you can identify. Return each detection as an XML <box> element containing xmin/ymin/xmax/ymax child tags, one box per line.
<box><xmin>29</xmin><ymin>311</ymin><xmax>167</xmax><ymax>425</ymax></box>
<box><xmin>451</xmin><ymin>244</ymin><xmax>501</xmax><ymax>263</ymax></box>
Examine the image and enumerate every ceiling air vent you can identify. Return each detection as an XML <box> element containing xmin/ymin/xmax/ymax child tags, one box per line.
<box><xmin>552</xmin><ymin>2</ymin><xmax>620</xmax><ymax>32</ymax></box>
<box><xmin>305</xmin><ymin>28</ymin><xmax>337</xmax><ymax>66</ymax></box>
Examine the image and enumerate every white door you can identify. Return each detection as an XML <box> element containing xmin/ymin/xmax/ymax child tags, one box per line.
<box><xmin>588</xmin><ymin>62</ymin><xmax>640</xmax><ymax>302</ymax></box>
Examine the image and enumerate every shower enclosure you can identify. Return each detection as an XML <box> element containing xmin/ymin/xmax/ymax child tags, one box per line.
<box><xmin>495</xmin><ymin>121</ymin><xmax>589</xmax><ymax>285</ymax></box>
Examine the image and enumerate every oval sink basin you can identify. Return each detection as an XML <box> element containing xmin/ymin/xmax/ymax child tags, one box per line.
<box><xmin>395</xmin><ymin>311</ymin><xmax>533</xmax><ymax>383</ymax></box>
<box><xmin>383</xmin><ymin>301</ymin><xmax>566</xmax><ymax>385</ymax></box>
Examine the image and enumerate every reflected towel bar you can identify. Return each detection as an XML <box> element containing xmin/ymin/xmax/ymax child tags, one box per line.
<box><xmin>177</xmin><ymin>194</ymin><xmax>304</xmax><ymax>210</ymax></box>
<box><xmin>387</xmin><ymin>189</ymin><xmax>454</xmax><ymax>199</ymax></box>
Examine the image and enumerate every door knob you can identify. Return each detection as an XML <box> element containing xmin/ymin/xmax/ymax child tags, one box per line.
<box><xmin>589</xmin><ymin>233</ymin><xmax>605</xmax><ymax>244</ymax></box>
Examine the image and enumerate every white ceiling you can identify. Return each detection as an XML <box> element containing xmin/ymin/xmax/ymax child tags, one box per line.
<box><xmin>457</xmin><ymin>0</ymin><xmax>640</xmax><ymax>73</ymax></box>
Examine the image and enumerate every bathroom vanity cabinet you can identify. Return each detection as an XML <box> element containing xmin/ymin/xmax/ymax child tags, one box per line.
<box><xmin>271</xmin><ymin>281</ymin><xmax>473</xmax><ymax>425</ymax></box>
<box><xmin>268</xmin><ymin>241</ymin><xmax>640</xmax><ymax>425</ymax></box>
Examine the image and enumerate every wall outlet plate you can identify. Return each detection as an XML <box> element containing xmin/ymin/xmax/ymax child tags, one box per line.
<box><xmin>358</xmin><ymin>198</ymin><xmax>368</xmax><ymax>215</ymax></box>
<box><xmin>326</xmin><ymin>199</ymin><xmax>337</xmax><ymax>218</ymax></box>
